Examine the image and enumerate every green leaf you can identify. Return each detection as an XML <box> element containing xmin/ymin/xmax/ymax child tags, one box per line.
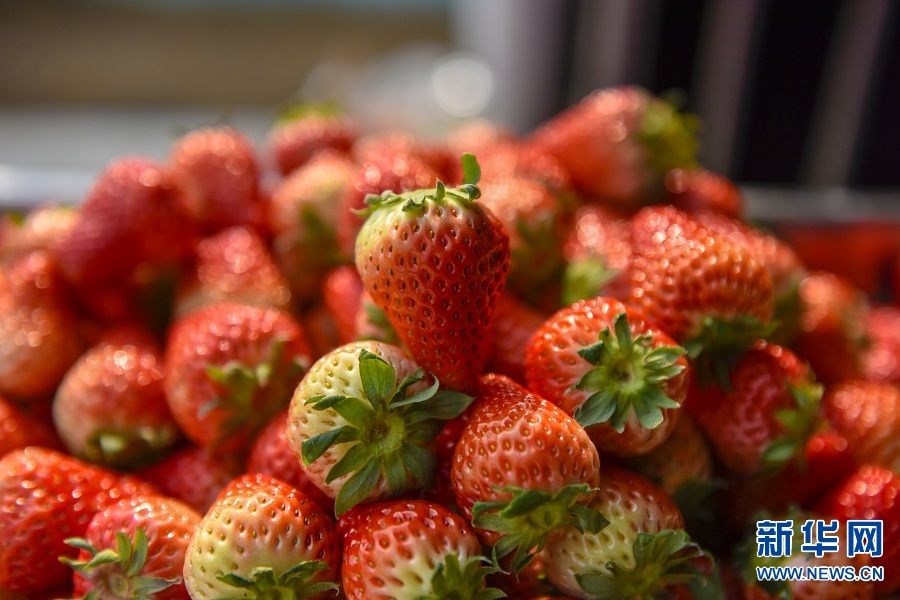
<box><xmin>574</xmin><ymin>389</ymin><xmax>617</xmax><ymax>428</ymax></box>
<box><xmin>126</xmin><ymin>528</ymin><xmax>149</xmax><ymax>577</ymax></box>
<box><xmin>417</xmin><ymin>390</ymin><xmax>474</xmax><ymax>420</ymax></box>
<box><xmin>335</xmin><ymin>459</ymin><xmax>381</xmax><ymax>516</ymax></box>
<box><xmin>501</xmin><ymin>489</ymin><xmax>553</xmax><ymax>518</ymax></box>
<box><xmin>359</xmin><ymin>350</ymin><xmax>396</xmax><ymax>407</ymax></box>
<box><xmin>329</xmin><ymin>396</ymin><xmax>377</xmax><ymax>429</ymax></box>
<box><xmin>399</xmin><ymin>444</ymin><xmax>436</xmax><ymax>488</ymax></box>
<box><xmin>324</xmin><ymin>442</ymin><xmax>370</xmax><ymax>483</ymax></box>
<box><xmin>390</xmin><ymin>376</ymin><xmax>439</xmax><ymax>409</ymax></box>
<box><xmin>461</xmin><ymin>153</ymin><xmax>482</xmax><ymax>185</ymax></box>
<box><xmin>302</xmin><ymin>426</ymin><xmax>348</xmax><ymax>465</ymax></box>
<box><xmin>384</xmin><ymin>453</ymin><xmax>408</xmax><ymax>494</ymax></box>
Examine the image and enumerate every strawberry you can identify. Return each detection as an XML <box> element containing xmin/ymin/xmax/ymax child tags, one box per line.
<box><xmin>354</xmin><ymin>290</ymin><xmax>401</xmax><ymax>345</ymax></box>
<box><xmin>0</xmin><ymin>250</ymin><xmax>82</xmax><ymax>399</ymax></box>
<box><xmin>322</xmin><ymin>265</ymin><xmax>364</xmax><ymax>345</ymax></box>
<box><xmin>861</xmin><ymin>305</ymin><xmax>900</xmax><ymax>383</ymax></box>
<box><xmin>268</xmin><ymin>106</ymin><xmax>356</xmax><ymax>176</ymax></box>
<box><xmin>303</xmin><ymin>303</ymin><xmax>343</xmax><ymax>360</ymax></box>
<box><xmin>247</xmin><ymin>408</ymin><xmax>336</xmax><ymax>515</ymax></box>
<box><xmin>526</xmin><ymin>298</ymin><xmax>690</xmax><ymax>457</ymax></box>
<box><xmin>269</xmin><ymin>151</ymin><xmax>355</xmax><ymax>304</ymax></box>
<box><xmin>0</xmin><ymin>447</ymin><xmax>156</xmax><ymax>594</ymax></box>
<box><xmin>169</xmin><ymin>126</ymin><xmax>264</xmax><ymax>233</ymax></box>
<box><xmin>0</xmin><ymin>204</ymin><xmax>77</xmax><ymax>264</ymax></box>
<box><xmin>485</xmin><ymin>292</ymin><xmax>547</xmax><ymax>384</ymax></box>
<box><xmin>475</xmin><ymin>140</ymin><xmax>570</xmax><ymax>190</ymax></box>
<box><xmin>530</xmin><ymin>86</ymin><xmax>698</xmax><ymax>209</ymax></box>
<box><xmin>817</xmin><ymin>465</ymin><xmax>900</xmax><ymax>594</ymax></box>
<box><xmin>338</xmin><ymin>499</ymin><xmax>501</xmax><ymax>600</ymax></box>
<box><xmin>542</xmin><ymin>466</ymin><xmax>705</xmax><ymax>600</ymax></box>
<box><xmin>55</xmin><ymin>157</ymin><xmax>196</xmax><ymax>288</ymax></box>
<box><xmin>63</xmin><ymin>494</ymin><xmax>201</xmax><ymax>600</ymax></box>
<box><xmin>163</xmin><ymin>302</ymin><xmax>312</xmax><ymax>451</ymax></box>
<box><xmin>355</xmin><ymin>154</ymin><xmax>510</xmax><ymax>394</ymax></box>
<box><xmin>561</xmin><ymin>206</ymin><xmax>634</xmax><ymax>305</ymax></box>
<box><xmin>451</xmin><ymin>374</ymin><xmax>604</xmax><ymax>571</ymax></box>
<box><xmin>183</xmin><ymin>473</ymin><xmax>340</xmax><ymax>599</ymax></box>
<box><xmin>793</xmin><ymin>271</ymin><xmax>869</xmax><ymax>384</ymax></box>
<box><xmin>690</xmin><ymin>341</ymin><xmax>822</xmax><ymax>475</ymax></box>
<box><xmin>52</xmin><ymin>326</ymin><xmax>180</xmax><ymax>469</ymax></box>
<box><xmin>175</xmin><ymin>226</ymin><xmax>292</xmax><ymax>317</ymax></box>
<box><xmin>0</xmin><ymin>395</ymin><xmax>62</xmax><ymax>456</ymax></box>
<box><xmin>663</xmin><ymin>167</ymin><xmax>745</xmax><ymax>218</ymax></box>
<box><xmin>822</xmin><ymin>380</ymin><xmax>900</xmax><ymax>472</ymax></box>
<box><xmin>137</xmin><ymin>445</ymin><xmax>242</xmax><ymax>513</ymax></box>
<box><xmin>286</xmin><ymin>341</ymin><xmax>472</xmax><ymax>516</ymax></box>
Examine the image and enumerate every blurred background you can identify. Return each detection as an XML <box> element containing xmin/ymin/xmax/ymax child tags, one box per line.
<box><xmin>1</xmin><ymin>0</ymin><xmax>899</xmax><ymax>290</ymax></box>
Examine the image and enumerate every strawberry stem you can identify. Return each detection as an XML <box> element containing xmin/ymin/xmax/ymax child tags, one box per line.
<box><xmin>759</xmin><ymin>380</ymin><xmax>823</xmax><ymax>476</ymax></box>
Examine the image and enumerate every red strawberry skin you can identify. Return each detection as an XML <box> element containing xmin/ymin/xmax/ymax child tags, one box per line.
<box><xmin>322</xmin><ymin>265</ymin><xmax>364</xmax><ymax>345</ymax></box>
<box><xmin>137</xmin><ymin>445</ymin><xmax>242</xmax><ymax>514</ymax></box>
<box><xmin>862</xmin><ymin>306</ymin><xmax>900</xmax><ymax>383</ymax></box>
<box><xmin>269</xmin><ymin>113</ymin><xmax>355</xmax><ymax>176</ymax></box>
<box><xmin>338</xmin><ymin>499</ymin><xmax>482</xmax><ymax>600</ymax></box>
<box><xmin>164</xmin><ymin>302</ymin><xmax>312</xmax><ymax>450</ymax></box>
<box><xmin>0</xmin><ymin>447</ymin><xmax>155</xmax><ymax>594</ymax></box>
<box><xmin>355</xmin><ymin>187</ymin><xmax>510</xmax><ymax>394</ymax></box>
<box><xmin>73</xmin><ymin>494</ymin><xmax>201</xmax><ymax>600</ymax></box>
<box><xmin>485</xmin><ymin>293</ymin><xmax>547</xmax><ymax>384</ymax></box>
<box><xmin>0</xmin><ymin>395</ymin><xmax>62</xmax><ymax>456</ymax></box>
<box><xmin>664</xmin><ymin>167</ymin><xmax>745</xmax><ymax>218</ymax></box>
<box><xmin>450</xmin><ymin>374</ymin><xmax>600</xmax><ymax>530</ymax></box>
<box><xmin>823</xmin><ymin>380</ymin><xmax>900</xmax><ymax>472</ymax></box>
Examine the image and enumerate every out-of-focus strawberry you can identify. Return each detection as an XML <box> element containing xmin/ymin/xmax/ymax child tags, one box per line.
<box><xmin>64</xmin><ymin>494</ymin><xmax>200</xmax><ymax>600</ymax></box>
<box><xmin>525</xmin><ymin>298</ymin><xmax>689</xmax><ymax>457</ymax></box>
<box><xmin>861</xmin><ymin>305</ymin><xmax>900</xmax><ymax>383</ymax></box>
<box><xmin>353</xmin><ymin>290</ymin><xmax>400</xmax><ymax>345</ymax></box>
<box><xmin>823</xmin><ymin>380</ymin><xmax>900</xmax><ymax>472</ymax></box>
<box><xmin>352</xmin><ymin>132</ymin><xmax>459</xmax><ymax>183</ymax></box>
<box><xmin>530</xmin><ymin>86</ymin><xmax>698</xmax><ymax>210</ymax></box>
<box><xmin>164</xmin><ymin>302</ymin><xmax>312</xmax><ymax>452</ymax></box>
<box><xmin>268</xmin><ymin>105</ymin><xmax>356</xmax><ymax>176</ymax></box>
<box><xmin>269</xmin><ymin>151</ymin><xmax>354</xmax><ymax>304</ymax></box>
<box><xmin>447</xmin><ymin>119</ymin><xmax>517</xmax><ymax>159</ymax></box>
<box><xmin>56</xmin><ymin>157</ymin><xmax>196</xmax><ymax>287</ymax></box>
<box><xmin>0</xmin><ymin>447</ymin><xmax>156</xmax><ymax>594</ymax></box>
<box><xmin>52</xmin><ymin>326</ymin><xmax>179</xmax><ymax>469</ymax></box>
<box><xmin>322</xmin><ymin>265</ymin><xmax>364</xmax><ymax>345</ymax></box>
<box><xmin>485</xmin><ymin>293</ymin><xmax>547</xmax><ymax>384</ymax></box>
<box><xmin>247</xmin><ymin>408</ymin><xmax>335</xmax><ymax>515</ymax></box>
<box><xmin>475</xmin><ymin>139</ymin><xmax>570</xmax><ymax>190</ymax></box>
<box><xmin>561</xmin><ymin>205</ymin><xmax>633</xmax><ymax>305</ymax></box>
<box><xmin>137</xmin><ymin>445</ymin><xmax>242</xmax><ymax>514</ymax></box>
<box><xmin>0</xmin><ymin>395</ymin><xmax>62</xmax><ymax>456</ymax></box>
<box><xmin>664</xmin><ymin>168</ymin><xmax>745</xmax><ymax>219</ymax></box>
<box><xmin>793</xmin><ymin>271</ymin><xmax>869</xmax><ymax>384</ymax></box>
<box><xmin>170</xmin><ymin>126</ymin><xmax>264</xmax><ymax>233</ymax></box>
<box><xmin>817</xmin><ymin>465</ymin><xmax>900</xmax><ymax>594</ymax></box>
<box><xmin>175</xmin><ymin>226</ymin><xmax>291</xmax><ymax>317</ymax></box>
<box><xmin>0</xmin><ymin>251</ymin><xmax>82</xmax><ymax>399</ymax></box>
<box><xmin>0</xmin><ymin>204</ymin><xmax>77</xmax><ymax>264</ymax></box>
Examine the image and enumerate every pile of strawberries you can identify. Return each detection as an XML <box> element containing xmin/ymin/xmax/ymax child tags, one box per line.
<box><xmin>1</xmin><ymin>86</ymin><xmax>899</xmax><ymax>600</ymax></box>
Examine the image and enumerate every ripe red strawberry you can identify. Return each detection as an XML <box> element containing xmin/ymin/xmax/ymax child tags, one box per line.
<box><xmin>823</xmin><ymin>380</ymin><xmax>900</xmax><ymax>472</ymax></box>
<box><xmin>355</xmin><ymin>155</ymin><xmax>510</xmax><ymax>394</ymax></box>
<box><xmin>336</xmin><ymin>142</ymin><xmax>440</xmax><ymax>256</ymax></box>
<box><xmin>530</xmin><ymin>86</ymin><xmax>698</xmax><ymax>209</ymax></box>
<box><xmin>175</xmin><ymin>226</ymin><xmax>292</xmax><ymax>317</ymax></box>
<box><xmin>339</xmin><ymin>499</ymin><xmax>501</xmax><ymax>600</ymax></box>
<box><xmin>164</xmin><ymin>302</ymin><xmax>312</xmax><ymax>451</ymax></box>
<box><xmin>0</xmin><ymin>447</ymin><xmax>156</xmax><ymax>594</ymax></box>
<box><xmin>286</xmin><ymin>341</ymin><xmax>472</xmax><ymax>516</ymax></box>
<box><xmin>542</xmin><ymin>466</ymin><xmax>705</xmax><ymax>599</ymax></box>
<box><xmin>664</xmin><ymin>167</ymin><xmax>745</xmax><ymax>218</ymax></box>
<box><xmin>268</xmin><ymin>107</ymin><xmax>356</xmax><ymax>176</ymax></box>
<box><xmin>0</xmin><ymin>251</ymin><xmax>82</xmax><ymax>399</ymax></box>
<box><xmin>170</xmin><ymin>126</ymin><xmax>264</xmax><ymax>233</ymax></box>
<box><xmin>561</xmin><ymin>206</ymin><xmax>634</xmax><ymax>305</ymax></box>
<box><xmin>475</xmin><ymin>140</ymin><xmax>570</xmax><ymax>190</ymax></box>
<box><xmin>793</xmin><ymin>271</ymin><xmax>869</xmax><ymax>384</ymax></box>
<box><xmin>817</xmin><ymin>465</ymin><xmax>900</xmax><ymax>594</ymax></box>
<box><xmin>0</xmin><ymin>204</ymin><xmax>77</xmax><ymax>264</ymax></box>
<box><xmin>303</xmin><ymin>303</ymin><xmax>342</xmax><ymax>359</ymax></box>
<box><xmin>137</xmin><ymin>445</ymin><xmax>242</xmax><ymax>513</ymax></box>
<box><xmin>0</xmin><ymin>395</ymin><xmax>62</xmax><ymax>456</ymax></box>
<box><xmin>353</xmin><ymin>290</ymin><xmax>401</xmax><ymax>345</ymax></box>
<box><xmin>55</xmin><ymin>157</ymin><xmax>196</xmax><ymax>288</ymax></box>
<box><xmin>861</xmin><ymin>305</ymin><xmax>900</xmax><ymax>383</ymax></box>
<box><xmin>183</xmin><ymin>473</ymin><xmax>340</xmax><ymax>599</ymax></box>
<box><xmin>247</xmin><ymin>408</ymin><xmax>335</xmax><ymax>515</ymax></box>
<box><xmin>52</xmin><ymin>326</ymin><xmax>179</xmax><ymax>469</ymax></box>
<box><xmin>451</xmin><ymin>374</ymin><xmax>604</xmax><ymax>571</ymax></box>
<box><xmin>269</xmin><ymin>151</ymin><xmax>355</xmax><ymax>304</ymax></box>
<box><xmin>690</xmin><ymin>341</ymin><xmax>822</xmax><ymax>476</ymax></box>
<box><xmin>322</xmin><ymin>265</ymin><xmax>364</xmax><ymax>345</ymax></box>
<box><xmin>485</xmin><ymin>292</ymin><xmax>547</xmax><ymax>384</ymax></box>
<box><xmin>525</xmin><ymin>298</ymin><xmax>689</xmax><ymax>457</ymax></box>
<box><xmin>63</xmin><ymin>494</ymin><xmax>201</xmax><ymax>600</ymax></box>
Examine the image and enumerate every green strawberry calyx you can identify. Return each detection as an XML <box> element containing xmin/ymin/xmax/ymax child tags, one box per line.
<box><xmin>759</xmin><ymin>379</ymin><xmax>823</xmax><ymax>476</ymax></box>
<box><xmin>203</xmin><ymin>338</ymin><xmax>308</xmax><ymax>448</ymax></box>
<box><xmin>60</xmin><ymin>528</ymin><xmax>179</xmax><ymax>600</ymax></box>
<box><xmin>576</xmin><ymin>529</ymin><xmax>709</xmax><ymax>600</ymax></box>
<box><xmin>216</xmin><ymin>561</ymin><xmax>339</xmax><ymax>600</ymax></box>
<box><xmin>472</xmin><ymin>483</ymin><xmax>609</xmax><ymax>574</ymax></box>
<box><xmin>416</xmin><ymin>553</ymin><xmax>506</xmax><ymax>600</ymax></box>
<box><xmin>560</xmin><ymin>258</ymin><xmax>620</xmax><ymax>307</ymax></box>
<box><xmin>683</xmin><ymin>315</ymin><xmax>780</xmax><ymax>389</ymax></box>
<box><xmin>358</xmin><ymin>153</ymin><xmax>482</xmax><ymax>216</ymax></box>
<box><xmin>84</xmin><ymin>425</ymin><xmax>180</xmax><ymax>471</ymax></box>
<box><xmin>301</xmin><ymin>349</ymin><xmax>473</xmax><ymax>516</ymax></box>
<box><xmin>574</xmin><ymin>312</ymin><xmax>686</xmax><ymax>432</ymax></box>
<box><xmin>638</xmin><ymin>92</ymin><xmax>699</xmax><ymax>182</ymax></box>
